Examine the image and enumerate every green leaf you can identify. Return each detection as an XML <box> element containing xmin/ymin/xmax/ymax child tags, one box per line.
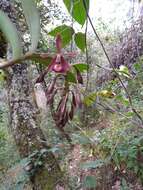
<box><xmin>66</xmin><ymin>71</ymin><xmax>77</xmax><ymax>83</ymax></box>
<box><xmin>74</xmin><ymin>32</ymin><xmax>86</xmax><ymax>52</ymax></box>
<box><xmin>83</xmin><ymin>92</ymin><xmax>97</xmax><ymax>106</ymax></box>
<box><xmin>125</xmin><ymin>111</ymin><xmax>134</xmax><ymax>117</ymax></box>
<box><xmin>117</xmin><ymin>65</ymin><xmax>131</xmax><ymax>78</ymax></box>
<box><xmin>116</xmin><ymin>95</ymin><xmax>130</xmax><ymax>106</ymax></box>
<box><xmin>134</xmin><ymin>63</ymin><xmax>142</xmax><ymax>72</ymax></box>
<box><xmin>98</xmin><ymin>90</ymin><xmax>116</xmax><ymax>98</ymax></box>
<box><xmin>121</xmin><ymin>178</ymin><xmax>129</xmax><ymax>190</ymax></box>
<box><xmin>83</xmin><ymin>176</ymin><xmax>96</xmax><ymax>188</ymax></box>
<box><xmin>73</xmin><ymin>63</ymin><xmax>89</xmax><ymax>72</ymax></box>
<box><xmin>63</xmin><ymin>0</ymin><xmax>89</xmax><ymax>25</ymax></box>
<box><xmin>0</xmin><ymin>70</ymin><xmax>6</xmax><ymax>81</ymax></box>
<box><xmin>80</xmin><ymin>160</ymin><xmax>104</xmax><ymax>169</ymax></box>
<box><xmin>0</xmin><ymin>10</ymin><xmax>22</xmax><ymax>59</ymax></box>
<box><xmin>20</xmin><ymin>0</ymin><xmax>40</xmax><ymax>51</ymax></box>
<box><xmin>49</xmin><ymin>25</ymin><xmax>74</xmax><ymax>47</ymax></box>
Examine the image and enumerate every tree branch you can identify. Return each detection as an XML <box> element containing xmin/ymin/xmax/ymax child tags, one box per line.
<box><xmin>0</xmin><ymin>52</ymin><xmax>53</xmax><ymax>69</ymax></box>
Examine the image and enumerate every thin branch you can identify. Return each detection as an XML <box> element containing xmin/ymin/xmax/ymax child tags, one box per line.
<box><xmin>97</xmin><ymin>102</ymin><xmax>143</xmax><ymax>128</ymax></box>
<box><xmin>85</xmin><ymin>19</ymin><xmax>89</xmax><ymax>91</ymax></box>
<box><xmin>0</xmin><ymin>52</ymin><xmax>53</xmax><ymax>69</ymax></box>
<box><xmin>94</xmin><ymin>63</ymin><xmax>112</xmax><ymax>71</ymax></box>
<box><xmin>82</xmin><ymin>0</ymin><xmax>143</xmax><ymax>125</ymax></box>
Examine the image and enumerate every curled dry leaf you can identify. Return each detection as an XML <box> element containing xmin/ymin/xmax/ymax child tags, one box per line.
<box><xmin>47</xmin><ymin>89</ymin><xmax>58</xmax><ymax>105</ymax></box>
<box><xmin>34</xmin><ymin>83</ymin><xmax>47</xmax><ymax>111</ymax></box>
<box><xmin>71</xmin><ymin>91</ymin><xmax>77</xmax><ymax>107</ymax></box>
<box><xmin>75</xmin><ymin>90</ymin><xmax>82</xmax><ymax>108</ymax></box>
<box><xmin>46</xmin><ymin>77</ymin><xmax>57</xmax><ymax>95</ymax></box>
<box><xmin>69</xmin><ymin>103</ymin><xmax>74</xmax><ymax>120</ymax></box>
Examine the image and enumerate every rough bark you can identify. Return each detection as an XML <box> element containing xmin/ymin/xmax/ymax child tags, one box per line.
<box><xmin>0</xmin><ymin>0</ymin><xmax>63</xmax><ymax>189</ymax></box>
<box><xmin>6</xmin><ymin>62</ymin><xmax>63</xmax><ymax>189</ymax></box>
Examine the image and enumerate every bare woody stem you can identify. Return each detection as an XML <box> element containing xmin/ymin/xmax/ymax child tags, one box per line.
<box><xmin>82</xmin><ymin>0</ymin><xmax>143</xmax><ymax>125</ymax></box>
<box><xmin>0</xmin><ymin>52</ymin><xmax>53</xmax><ymax>69</ymax></box>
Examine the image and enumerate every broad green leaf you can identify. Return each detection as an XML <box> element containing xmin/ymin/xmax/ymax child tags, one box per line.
<box><xmin>20</xmin><ymin>0</ymin><xmax>40</xmax><ymax>51</ymax></box>
<box><xmin>66</xmin><ymin>71</ymin><xmax>77</xmax><ymax>83</ymax></box>
<box><xmin>49</xmin><ymin>25</ymin><xmax>74</xmax><ymax>47</ymax></box>
<box><xmin>63</xmin><ymin>0</ymin><xmax>89</xmax><ymax>25</ymax></box>
<box><xmin>83</xmin><ymin>176</ymin><xmax>96</xmax><ymax>188</ymax></box>
<box><xmin>74</xmin><ymin>32</ymin><xmax>86</xmax><ymax>52</ymax></box>
<box><xmin>83</xmin><ymin>92</ymin><xmax>97</xmax><ymax>106</ymax></box>
<box><xmin>0</xmin><ymin>10</ymin><xmax>22</xmax><ymax>59</ymax></box>
<box><xmin>73</xmin><ymin>63</ymin><xmax>89</xmax><ymax>72</ymax></box>
<box><xmin>80</xmin><ymin>160</ymin><xmax>104</xmax><ymax>169</ymax></box>
<box><xmin>27</xmin><ymin>53</ymin><xmax>52</xmax><ymax>65</ymax></box>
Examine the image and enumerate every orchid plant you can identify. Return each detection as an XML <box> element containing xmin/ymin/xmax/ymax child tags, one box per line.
<box><xmin>35</xmin><ymin>34</ymin><xmax>84</xmax><ymax>129</ymax></box>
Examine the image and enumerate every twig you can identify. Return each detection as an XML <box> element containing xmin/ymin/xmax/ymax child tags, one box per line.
<box><xmin>85</xmin><ymin>16</ymin><xmax>89</xmax><ymax>91</ymax></box>
<box><xmin>82</xmin><ymin>0</ymin><xmax>143</xmax><ymax>125</ymax></box>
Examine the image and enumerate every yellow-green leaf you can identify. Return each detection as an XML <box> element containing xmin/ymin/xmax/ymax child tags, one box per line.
<box><xmin>98</xmin><ymin>90</ymin><xmax>116</xmax><ymax>98</ymax></box>
<box><xmin>83</xmin><ymin>92</ymin><xmax>97</xmax><ymax>106</ymax></box>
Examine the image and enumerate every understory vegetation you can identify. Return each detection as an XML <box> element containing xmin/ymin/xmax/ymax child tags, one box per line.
<box><xmin>0</xmin><ymin>0</ymin><xmax>143</xmax><ymax>189</ymax></box>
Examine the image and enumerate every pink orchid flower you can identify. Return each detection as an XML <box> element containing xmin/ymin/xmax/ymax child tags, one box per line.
<box><xmin>35</xmin><ymin>34</ymin><xmax>76</xmax><ymax>83</ymax></box>
<box><xmin>47</xmin><ymin>34</ymin><xmax>72</xmax><ymax>73</ymax></box>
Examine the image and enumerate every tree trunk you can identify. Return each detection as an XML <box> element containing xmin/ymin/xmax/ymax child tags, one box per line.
<box><xmin>0</xmin><ymin>0</ymin><xmax>63</xmax><ymax>189</ymax></box>
<box><xmin>7</xmin><ymin>62</ymin><xmax>63</xmax><ymax>189</ymax></box>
